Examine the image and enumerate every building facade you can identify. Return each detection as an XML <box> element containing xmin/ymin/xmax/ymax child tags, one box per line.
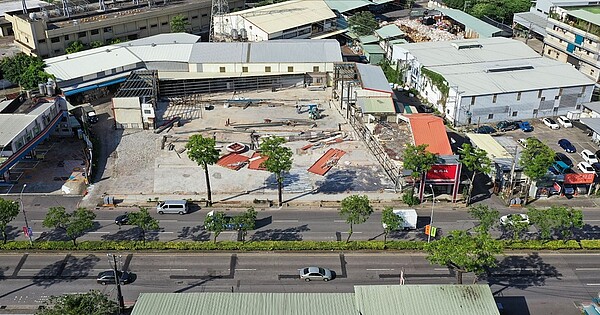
<box><xmin>5</xmin><ymin>0</ymin><xmax>245</xmax><ymax>58</ymax></box>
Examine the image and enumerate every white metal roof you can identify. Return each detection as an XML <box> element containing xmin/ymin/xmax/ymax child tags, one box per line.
<box><xmin>465</xmin><ymin>133</ymin><xmax>512</xmax><ymax>160</ymax></box>
<box><xmin>0</xmin><ymin>102</ymin><xmax>52</xmax><ymax>146</ymax></box>
<box><xmin>247</xmin><ymin>40</ymin><xmax>342</xmax><ymax>63</ymax></box>
<box><xmin>0</xmin><ymin>0</ymin><xmax>48</xmax><ymax>16</ymax></box>
<box><xmin>115</xmin><ymin>33</ymin><xmax>200</xmax><ymax>46</ymax></box>
<box><xmin>355</xmin><ymin>63</ymin><xmax>392</xmax><ymax>93</ymax></box>
<box><xmin>127</xmin><ymin>44</ymin><xmax>194</xmax><ymax>62</ymax></box>
<box><xmin>236</xmin><ymin>0</ymin><xmax>336</xmax><ymax>34</ymax></box>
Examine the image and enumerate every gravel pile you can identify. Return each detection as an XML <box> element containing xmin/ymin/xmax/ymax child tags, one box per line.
<box><xmin>394</xmin><ymin>18</ymin><xmax>463</xmax><ymax>42</ymax></box>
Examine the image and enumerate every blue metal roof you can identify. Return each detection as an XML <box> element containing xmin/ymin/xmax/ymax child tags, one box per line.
<box><xmin>63</xmin><ymin>85</ymin><xmax>99</xmax><ymax>96</ymax></box>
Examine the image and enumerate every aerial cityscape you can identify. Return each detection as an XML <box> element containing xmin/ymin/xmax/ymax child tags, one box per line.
<box><xmin>0</xmin><ymin>0</ymin><xmax>597</xmax><ymax>313</ymax></box>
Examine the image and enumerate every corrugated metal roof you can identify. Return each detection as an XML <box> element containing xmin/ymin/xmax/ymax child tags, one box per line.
<box><xmin>236</xmin><ymin>0</ymin><xmax>336</xmax><ymax>34</ymax></box>
<box><xmin>583</xmin><ymin>101</ymin><xmax>600</xmax><ymax>113</ymax></box>
<box><xmin>115</xmin><ymin>33</ymin><xmax>200</xmax><ymax>46</ymax></box>
<box><xmin>354</xmin><ymin>285</ymin><xmax>500</xmax><ymax>315</ymax></box>
<box><xmin>567</xmin><ymin>9</ymin><xmax>600</xmax><ymax>26</ymax></box>
<box><xmin>0</xmin><ymin>0</ymin><xmax>48</xmax><ymax>16</ymax></box>
<box><xmin>127</xmin><ymin>44</ymin><xmax>194</xmax><ymax>62</ymax></box>
<box><xmin>389</xmin><ymin>38</ymin><xmax>408</xmax><ymax>44</ymax></box>
<box><xmin>131</xmin><ymin>292</ymin><xmax>356</xmax><ymax>315</ymax></box>
<box><xmin>437</xmin><ymin>7</ymin><xmax>502</xmax><ymax>38</ymax></box>
<box><xmin>406</xmin><ymin>114</ymin><xmax>452</xmax><ymax>155</ymax></box>
<box><xmin>581</xmin><ymin>118</ymin><xmax>600</xmax><ymax>134</ymax></box>
<box><xmin>357</xmin><ymin>97</ymin><xmax>395</xmax><ymax>113</ymax></box>
<box><xmin>324</xmin><ymin>0</ymin><xmax>370</xmax><ymax>13</ymax></box>
<box><xmin>356</xmin><ymin>63</ymin><xmax>392</xmax><ymax>93</ymax></box>
<box><xmin>0</xmin><ymin>115</ymin><xmax>38</xmax><ymax>146</ymax></box>
<box><xmin>465</xmin><ymin>133</ymin><xmax>512</xmax><ymax>159</ymax></box>
<box><xmin>359</xmin><ymin>35</ymin><xmax>379</xmax><ymax>44</ymax></box>
<box><xmin>361</xmin><ymin>44</ymin><xmax>385</xmax><ymax>54</ymax></box>
<box><xmin>375</xmin><ymin>24</ymin><xmax>405</xmax><ymax>39</ymax></box>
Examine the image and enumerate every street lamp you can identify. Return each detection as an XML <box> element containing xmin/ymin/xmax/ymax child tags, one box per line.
<box><xmin>19</xmin><ymin>184</ymin><xmax>32</xmax><ymax>245</ymax></box>
<box><xmin>427</xmin><ymin>184</ymin><xmax>435</xmax><ymax>243</ymax></box>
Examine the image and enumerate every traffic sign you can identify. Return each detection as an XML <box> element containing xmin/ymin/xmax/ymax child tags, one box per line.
<box><xmin>425</xmin><ymin>225</ymin><xmax>431</xmax><ymax>236</ymax></box>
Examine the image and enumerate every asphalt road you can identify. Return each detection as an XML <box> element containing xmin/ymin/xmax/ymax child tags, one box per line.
<box><xmin>0</xmin><ymin>252</ymin><xmax>596</xmax><ymax>315</ymax></box>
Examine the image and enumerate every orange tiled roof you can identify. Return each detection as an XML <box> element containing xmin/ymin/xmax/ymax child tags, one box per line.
<box><xmin>406</xmin><ymin>114</ymin><xmax>452</xmax><ymax>155</ymax></box>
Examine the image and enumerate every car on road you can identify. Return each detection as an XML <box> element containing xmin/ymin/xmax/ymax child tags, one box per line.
<box><xmin>581</xmin><ymin>149</ymin><xmax>599</xmax><ymax>164</ymax></box>
<box><xmin>115</xmin><ymin>213</ymin><xmax>129</xmax><ymax>225</ymax></box>
<box><xmin>518</xmin><ymin>121</ymin><xmax>533</xmax><ymax>132</ymax></box>
<box><xmin>542</xmin><ymin>117</ymin><xmax>560</xmax><ymax>129</ymax></box>
<box><xmin>557</xmin><ymin>116</ymin><xmax>573</xmax><ymax>128</ymax></box>
<box><xmin>96</xmin><ymin>270</ymin><xmax>132</xmax><ymax>285</ymax></box>
<box><xmin>496</xmin><ymin>121</ymin><xmax>518</xmax><ymax>132</ymax></box>
<box><xmin>473</xmin><ymin>125</ymin><xmax>496</xmax><ymax>134</ymax></box>
<box><xmin>500</xmin><ymin>214</ymin><xmax>530</xmax><ymax>226</ymax></box>
<box><xmin>578</xmin><ymin>161</ymin><xmax>596</xmax><ymax>174</ymax></box>
<box><xmin>558</xmin><ymin>139</ymin><xmax>576</xmax><ymax>153</ymax></box>
<box><xmin>298</xmin><ymin>266</ymin><xmax>332</xmax><ymax>282</ymax></box>
<box><xmin>555</xmin><ymin>153</ymin><xmax>573</xmax><ymax>167</ymax></box>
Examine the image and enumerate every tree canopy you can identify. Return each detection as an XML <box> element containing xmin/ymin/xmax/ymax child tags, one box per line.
<box><xmin>519</xmin><ymin>138</ymin><xmax>555</xmax><ymax>181</ymax></box>
<box><xmin>348</xmin><ymin>11</ymin><xmax>379</xmax><ymax>36</ymax></box>
<box><xmin>459</xmin><ymin>143</ymin><xmax>491</xmax><ymax>205</ymax></box>
<box><xmin>381</xmin><ymin>206</ymin><xmax>402</xmax><ymax>246</ymax></box>
<box><xmin>0</xmin><ymin>53</ymin><xmax>53</xmax><ymax>90</ymax></box>
<box><xmin>260</xmin><ymin>136</ymin><xmax>293</xmax><ymax>206</ymax></box>
<box><xmin>37</xmin><ymin>290</ymin><xmax>118</xmax><ymax>315</ymax></box>
<box><xmin>443</xmin><ymin>0</ymin><xmax>529</xmax><ymax>24</ymax></box>
<box><xmin>128</xmin><ymin>207</ymin><xmax>160</xmax><ymax>244</ymax></box>
<box><xmin>170</xmin><ymin>15</ymin><xmax>190</xmax><ymax>33</ymax></box>
<box><xmin>528</xmin><ymin>206</ymin><xmax>584</xmax><ymax>240</ymax></box>
<box><xmin>468</xmin><ymin>205</ymin><xmax>499</xmax><ymax>234</ymax></box>
<box><xmin>232</xmin><ymin>207</ymin><xmax>257</xmax><ymax>242</ymax></box>
<box><xmin>403</xmin><ymin>144</ymin><xmax>438</xmax><ymax>179</ymax></box>
<box><xmin>0</xmin><ymin>198</ymin><xmax>20</xmax><ymax>244</ymax></box>
<box><xmin>65</xmin><ymin>40</ymin><xmax>85</xmax><ymax>54</ymax></box>
<box><xmin>42</xmin><ymin>207</ymin><xmax>96</xmax><ymax>246</ymax></box>
<box><xmin>339</xmin><ymin>195</ymin><xmax>373</xmax><ymax>242</ymax></box>
<box><xmin>186</xmin><ymin>134</ymin><xmax>220</xmax><ymax>205</ymax></box>
<box><xmin>204</xmin><ymin>211</ymin><xmax>227</xmax><ymax>243</ymax></box>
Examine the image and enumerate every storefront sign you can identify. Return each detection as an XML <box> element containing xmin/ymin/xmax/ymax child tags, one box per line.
<box><xmin>426</xmin><ymin>164</ymin><xmax>458</xmax><ymax>180</ymax></box>
<box><xmin>564</xmin><ymin>173</ymin><xmax>595</xmax><ymax>185</ymax></box>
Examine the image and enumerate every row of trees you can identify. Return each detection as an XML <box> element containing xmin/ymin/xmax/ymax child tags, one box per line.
<box><xmin>204</xmin><ymin>207</ymin><xmax>257</xmax><ymax>242</ymax></box>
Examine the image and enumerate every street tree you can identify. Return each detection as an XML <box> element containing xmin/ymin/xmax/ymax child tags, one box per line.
<box><xmin>501</xmin><ymin>216</ymin><xmax>530</xmax><ymax>241</ymax></box>
<box><xmin>42</xmin><ymin>207</ymin><xmax>96</xmax><ymax>246</ymax></box>
<box><xmin>170</xmin><ymin>15</ymin><xmax>190</xmax><ymax>33</ymax></box>
<box><xmin>128</xmin><ymin>207</ymin><xmax>160</xmax><ymax>244</ymax></box>
<box><xmin>65</xmin><ymin>40</ymin><xmax>85</xmax><ymax>54</ymax></box>
<box><xmin>0</xmin><ymin>198</ymin><xmax>20</xmax><ymax>244</ymax></box>
<box><xmin>468</xmin><ymin>205</ymin><xmax>499</xmax><ymax>234</ymax></box>
<box><xmin>425</xmin><ymin>230</ymin><xmax>502</xmax><ymax>284</ymax></box>
<box><xmin>348</xmin><ymin>11</ymin><xmax>379</xmax><ymax>36</ymax></box>
<box><xmin>339</xmin><ymin>195</ymin><xmax>373</xmax><ymax>242</ymax></box>
<box><xmin>37</xmin><ymin>290</ymin><xmax>118</xmax><ymax>315</ymax></box>
<box><xmin>0</xmin><ymin>53</ymin><xmax>53</xmax><ymax>90</ymax></box>
<box><xmin>402</xmin><ymin>144</ymin><xmax>438</xmax><ymax>200</ymax></box>
<box><xmin>459</xmin><ymin>143</ymin><xmax>491</xmax><ymax>205</ymax></box>
<box><xmin>204</xmin><ymin>211</ymin><xmax>227</xmax><ymax>243</ymax></box>
<box><xmin>528</xmin><ymin>206</ymin><xmax>583</xmax><ymax>240</ymax></box>
<box><xmin>520</xmin><ymin>137</ymin><xmax>554</xmax><ymax>181</ymax></box>
<box><xmin>186</xmin><ymin>134</ymin><xmax>220</xmax><ymax>206</ymax></box>
<box><xmin>260</xmin><ymin>136</ymin><xmax>293</xmax><ymax>206</ymax></box>
<box><xmin>232</xmin><ymin>207</ymin><xmax>257</xmax><ymax>242</ymax></box>
<box><xmin>381</xmin><ymin>206</ymin><xmax>402</xmax><ymax>246</ymax></box>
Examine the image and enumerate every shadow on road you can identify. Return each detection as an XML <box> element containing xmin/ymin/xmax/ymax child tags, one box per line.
<box><xmin>178</xmin><ymin>226</ymin><xmax>210</xmax><ymax>241</ymax></box>
<box><xmin>575</xmin><ymin>223</ymin><xmax>600</xmax><ymax>240</ymax></box>
<box><xmin>485</xmin><ymin>253</ymin><xmax>561</xmax><ymax>295</ymax></box>
<box><xmin>32</xmin><ymin>254</ymin><xmax>100</xmax><ymax>288</ymax></box>
<box><xmin>4</xmin><ymin>225</ymin><xmax>20</xmax><ymax>242</ymax></box>
<box><xmin>251</xmin><ymin>225</ymin><xmax>310</xmax><ymax>241</ymax></box>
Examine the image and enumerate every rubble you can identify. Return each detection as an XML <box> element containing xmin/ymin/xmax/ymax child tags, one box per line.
<box><xmin>394</xmin><ymin>18</ymin><xmax>463</xmax><ymax>42</ymax></box>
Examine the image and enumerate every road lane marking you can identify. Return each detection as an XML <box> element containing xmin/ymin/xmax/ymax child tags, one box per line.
<box><xmin>366</xmin><ymin>268</ymin><xmax>394</xmax><ymax>271</ymax></box>
<box><xmin>576</xmin><ymin>268</ymin><xmax>600</xmax><ymax>271</ymax></box>
<box><xmin>340</xmin><ymin>232</ymin><xmax>362</xmax><ymax>234</ymax></box>
<box><xmin>587</xmin><ymin>284</ymin><xmax>600</xmax><ymax>286</ymax></box>
<box><xmin>159</xmin><ymin>268</ymin><xmax>188</xmax><ymax>271</ymax></box>
<box><xmin>89</xmin><ymin>232</ymin><xmax>110</xmax><ymax>234</ymax></box>
<box><xmin>334</xmin><ymin>220</ymin><xmax>346</xmax><ymax>223</ymax></box>
<box><xmin>230</xmin><ymin>268</ymin><xmax>257</xmax><ymax>271</ymax></box>
<box><xmin>273</xmin><ymin>220</ymin><xmax>299</xmax><ymax>223</ymax></box>
<box><xmin>434</xmin><ymin>268</ymin><xmax>448</xmax><ymax>271</ymax></box>
<box><xmin>158</xmin><ymin>220</ymin><xmax>178</xmax><ymax>223</ymax></box>
<box><xmin>148</xmin><ymin>231</ymin><xmax>174</xmax><ymax>234</ymax></box>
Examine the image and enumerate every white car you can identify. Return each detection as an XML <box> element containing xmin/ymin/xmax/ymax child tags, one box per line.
<box><xmin>581</xmin><ymin>149</ymin><xmax>599</xmax><ymax>164</ymax></box>
<box><xmin>542</xmin><ymin>117</ymin><xmax>560</xmax><ymax>129</ymax></box>
<box><xmin>557</xmin><ymin>116</ymin><xmax>573</xmax><ymax>128</ymax></box>
<box><xmin>517</xmin><ymin>138</ymin><xmax>527</xmax><ymax>147</ymax></box>
<box><xmin>578</xmin><ymin>161</ymin><xmax>596</xmax><ymax>174</ymax></box>
<box><xmin>500</xmin><ymin>214</ymin><xmax>530</xmax><ymax>226</ymax></box>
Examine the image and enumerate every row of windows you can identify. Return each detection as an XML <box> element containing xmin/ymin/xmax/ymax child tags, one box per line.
<box><xmin>470</xmin><ymin>86</ymin><xmax>586</xmax><ymax>105</ymax></box>
<box><xmin>219</xmin><ymin>66</ymin><xmax>320</xmax><ymax>73</ymax></box>
<box><xmin>485</xmin><ymin>105</ymin><xmax>582</xmax><ymax>120</ymax></box>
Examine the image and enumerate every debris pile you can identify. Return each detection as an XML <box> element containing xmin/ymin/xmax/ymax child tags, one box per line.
<box><xmin>394</xmin><ymin>18</ymin><xmax>463</xmax><ymax>42</ymax></box>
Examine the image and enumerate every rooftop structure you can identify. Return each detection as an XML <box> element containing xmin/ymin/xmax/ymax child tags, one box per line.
<box><xmin>437</xmin><ymin>7</ymin><xmax>504</xmax><ymax>38</ymax></box>
<box><xmin>323</xmin><ymin>0</ymin><xmax>392</xmax><ymax>13</ymax></box>
<box><xmin>405</xmin><ymin>114</ymin><xmax>452</xmax><ymax>155</ymax></box>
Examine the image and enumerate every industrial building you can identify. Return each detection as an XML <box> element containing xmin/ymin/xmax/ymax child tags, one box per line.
<box><xmin>5</xmin><ymin>0</ymin><xmax>245</xmax><ymax>58</ymax></box>
<box><xmin>391</xmin><ymin>37</ymin><xmax>595</xmax><ymax>126</ymax></box>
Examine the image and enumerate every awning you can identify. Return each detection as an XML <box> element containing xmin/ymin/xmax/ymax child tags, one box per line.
<box><xmin>63</xmin><ymin>85</ymin><xmax>99</xmax><ymax>96</ymax></box>
<box><xmin>98</xmin><ymin>77</ymin><xmax>127</xmax><ymax>88</ymax></box>
<box><xmin>564</xmin><ymin>173</ymin><xmax>595</xmax><ymax>185</ymax></box>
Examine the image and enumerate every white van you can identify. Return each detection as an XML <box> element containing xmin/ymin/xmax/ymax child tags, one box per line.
<box><xmin>156</xmin><ymin>200</ymin><xmax>188</xmax><ymax>214</ymax></box>
<box><xmin>382</xmin><ymin>209</ymin><xmax>418</xmax><ymax>230</ymax></box>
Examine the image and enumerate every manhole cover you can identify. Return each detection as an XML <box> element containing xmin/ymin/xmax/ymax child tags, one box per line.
<box><xmin>182</xmin><ymin>174</ymin><xmax>190</xmax><ymax>178</ymax></box>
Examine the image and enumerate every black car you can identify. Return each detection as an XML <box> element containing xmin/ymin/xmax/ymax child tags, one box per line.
<box><xmin>558</xmin><ymin>139</ymin><xmax>576</xmax><ymax>153</ymax></box>
<box><xmin>496</xmin><ymin>121</ymin><xmax>518</xmax><ymax>131</ymax></box>
<box><xmin>592</xmin><ymin>163</ymin><xmax>600</xmax><ymax>174</ymax></box>
<box><xmin>115</xmin><ymin>213</ymin><xmax>129</xmax><ymax>226</ymax></box>
<box><xmin>554</xmin><ymin>153</ymin><xmax>573</xmax><ymax>167</ymax></box>
<box><xmin>96</xmin><ymin>270</ymin><xmax>132</xmax><ymax>285</ymax></box>
<box><xmin>473</xmin><ymin>125</ymin><xmax>496</xmax><ymax>134</ymax></box>
<box><xmin>595</xmin><ymin>150</ymin><xmax>600</xmax><ymax>160</ymax></box>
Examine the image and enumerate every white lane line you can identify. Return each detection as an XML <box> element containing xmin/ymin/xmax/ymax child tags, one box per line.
<box><xmin>159</xmin><ymin>269</ymin><xmax>188</xmax><ymax>271</ymax></box>
<box><xmin>88</xmin><ymin>232</ymin><xmax>110</xmax><ymax>234</ymax></box>
<box><xmin>158</xmin><ymin>220</ymin><xmax>178</xmax><ymax>223</ymax></box>
<box><xmin>340</xmin><ymin>232</ymin><xmax>362</xmax><ymax>234</ymax></box>
<box><xmin>366</xmin><ymin>268</ymin><xmax>394</xmax><ymax>271</ymax></box>
<box><xmin>273</xmin><ymin>220</ymin><xmax>299</xmax><ymax>223</ymax></box>
<box><xmin>587</xmin><ymin>283</ymin><xmax>600</xmax><ymax>286</ymax></box>
<box><xmin>148</xmin><ymin>231</ymin><xmax>174</xmax><ymax>234</ymax></box>
<box><xmin>333</xmin><ymin>220</ymin><xmax>346</xmax><ymax>223</ymax></box>
<box><xmin>230</xmin><ymin>268</ymin><xmax>257</xmax><ymax>271</ymax></box>
<box><xmin>434</xmin><ymin>268</ymin><xmax>448</xmax><ymax>271</ymax></box>
<box><xmin>576</xmin><ymin>268</ymin><xmax>600</xmax><ymax>271</ymax></box>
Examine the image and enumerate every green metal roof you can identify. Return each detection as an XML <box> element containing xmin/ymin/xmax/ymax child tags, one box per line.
<box><xmin>131</xmin><ymin>293</ymin><xmax>357</xmax><ymax>315</ymax></box>
<box><xmin>375</xmin><ymin>24</ymin><xmax>405</xmax><ymax>39</ymax></box>
<box><xmin>357</xmin><ymin>97</ymin><xmax>396</xmax><ymax>113</ymax></box>
<box><xmin>567</xmin><ymin>9</ymin><xmax>600</xmax><ymax>26</ymax></box>
<box><xmin>359</xmin><ymin>35</ymin><xmax>379</xmax><ymax>44</ymax></box>
<box><xmin>324</xmin><ymin>0</ymin><xmax>369</xmax><ymax>13</ymax></box>
<box><xmin>361</xmin><ymin>44</ymin><xmax>385</xmax><ymax>54</ymax></box>
<box><xmin>354</xmin><ymin>285</ymin><xmax>501</xmax><ymax>315</ymax></box>
<box><xmin>389</xmin><ymin>38</ymin><xmax>408</xmax><ymax>45</ymax></box>
<box><xmin>437</xmin><ymin>7</ymin><xmax>502</xmax><ymax>38</ymax></box>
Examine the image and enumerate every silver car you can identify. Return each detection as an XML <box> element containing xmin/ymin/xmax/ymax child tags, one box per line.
<box><xmin>298</xmin><ymin>266</ymin><xmax>332</xmax><ymax>282</ymax></box>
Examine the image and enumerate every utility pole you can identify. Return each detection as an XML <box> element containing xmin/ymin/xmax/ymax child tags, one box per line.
<box><xmin>19</xmin><ymin>184</ymin><xmax>32</xmax><ymax>245</ymax></box>
<box><xmin>107</xmin><ymin>254</ymin><xmax>125</xmax><ymax>314</ymax></box>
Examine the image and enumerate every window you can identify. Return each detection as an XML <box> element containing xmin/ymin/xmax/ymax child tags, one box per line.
<box><xmin>242</xmin><ymin>66</ymin><xmax>248</xmax><ymax>72</ymax></box>
<box><xmin>77</xmin><ymin>31</ymin><xmax>86</xmax><ymax>38</ymax></box>
<box><xmin>548</xmin><ymin>49</ymin><xmax>551</xmax><ymax>54</ymax></box>
<box><xmin>151</xmin><ymin>24</ymin><xmax>158</xmax><ymax>28</ymax></box>
<box><xmin>103</xmin><ymin>27</ymin><xmax>112</xmax><ymax>32</ymax></box>
<box><xmin>220</xmin><ymin>67</ymin><xmax>226</xmax><ymax>73</ymax></box>
<box><xmin>559</xmin><ymin>87</ymin><xmax>563</xmax><ymax>96</ymax></box>
<box><xmin>90</xmin><ymin>29</ymin><xmax>99</xmax><ymax>35</ymax></box>
<box><xmin>192</xmin><ymin>15</ymin><xmax>198</xmax><ymax>19</ymax></box>
<box><xmin>517</xmin><ymin>92</ymin><xmax>521</xmax><ymax>101</ymax></box>
<box><xmin>533</xmin><ymin>109</ymin><xmax>538</xmax><ymax>116</ymax></box>
<box><xmin>64</xmin><ymin>35</ymin><xmax>69</xmax><ymax>40</ymax></box>
<box><xmin>37</xmin><ymin>39</ymin><xmax>46</xmax><ymax>44</ymax></box>
<box><xmin>50</xmin><ymin>37</ymin><xmax>60</xmax><ymax>43</ymax></box>
<box><xmin>555</xmin><ymin>95</ymin><xmax>559</xmax><ymax>100</ymax></box>
<box><xmin>541</xmin><ymin>97</ymin><xmax>546</xmax><ymax>101</ymax></box>
<box><xmin>288</xmin><ymin>66</ymin><xmax>294</xmax><ymax>72</ymax></box>
<box><xmin>538</xmin><ymin>90</ymin><xmax>542</xmax><ymax>98</ymax></box>
<box><xmin>583</xmin><ymin>86</ymin><xmax>587</xmax><ymax>93</ymax></box>
<box><xmin>512</xmin><ymin>111</ymin><xmax>518</xmax><ymax>117</ymax></box>
<box><xmin>143</xmin><ymin>109</ymin><xmax>151</xmax><ymax>114</ymax></box>
<box><xmin>139</xmin><ymin>26</ymin><xmax>147</xmax><ymax>30</ymax></box>
<box><xmin>470</xmin><ymin>96</ymin><xmax>475</xmax><ymax>105</ymax></box>
<box><xmin>161</xmin><ymin>22</ymin><xmax>168</xmax><ymax>26</ymax></box>
<box><xmin>265</xmin><ymin>66</ymin><xmax>271</xmax><ymax>72</ymax></box>
<box><xmin>313</xmin><ymin>66</ymin><xmax>319</xmax><ymax>72</ymax></box>
<box><xmin>53</xmin><ymin>49</ymin><xmax>61</xmax><ymax>53</ymax></box>
<box><xmin>202</xmin><ymin>13</ymin><xmax>208</xmax><ymax>17</ymax></box>
<box><xmin>492</xmin><ymin>94</ymin><xmax>497</xmax><ymax>103</ymax></box>
<box><xmin>488</xmin><ymin>114</ymin><xmax>493</xmax><ymax>119</ymax></box>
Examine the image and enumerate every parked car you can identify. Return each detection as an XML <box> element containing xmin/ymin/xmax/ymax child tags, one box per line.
<box><xmin>500</xmin><ymin>214</ymin><xmax>530</xmax><ymax>226</ymax></box>
<box><xmin>555</xmin><ymin>153</ymin><xmax>573</xmax><ymax>167</ymax></box>
<box><xmin>578</xmin><ymin>161</ymin><xmax>596</xmax><ymax>174</ymax></box>
<box><xmin>549</xmin><ymin>161</ymin><xmax>571</xmax><ymax>175</ymax></box>
<box><xmin>517</xmin><ymin>138</ymin><xmax>527</xmax><ymax>147</ymax></box>
<box><xmin>96</xmin><ymin>270</ymin><xmax>132</xmax><ymax>285</ymax></box>
<box><xmin>496</xmin><ymin>121</ymin><xmax>518</xmax><ymax>131</ymax></box>
<box><xmin>558</xmin><ymin>139</ymin><xmax>576</xmax><ymax>153</ymax></box>
<box><xmin>557</xmin><ymin>116</ymin><xmax>573</xmax><ymax>128</ymax></box>
<box><xmin>298</xmin><ymin>266</ymin><xmax>333</xmax><ymax>282</ymax></box>
<box><xmin>595</xmin><ymin>150</ymin><xmax>600</xmax><ymax>160</ymax></box>
<box><xmin>473</xmin><ymin>125</ymin><xmax>496</xmax><ymax>134</ymax></box>
<box><xmin>592</xmin><ymin>162</ymin><xmax>600</xmax><ymax>174</ymax></box>
<box><xmin>518</xmin><ymin>121</ymin><xmax>533</xmax><ymax>132</ymax></box>
<box><xmin>542</xmin><ymin>117</ymin><xmax>560</xmax><ymax>129</ymax></box>
<box><xmin>115</xmin><ymin>213</ymin><xmax>129</xmax><ymax>226</ymax></box>
<box><xmin>581</xmin><ymin>149</ymin><xmax>599</xmax><ymax>164</ymax></box>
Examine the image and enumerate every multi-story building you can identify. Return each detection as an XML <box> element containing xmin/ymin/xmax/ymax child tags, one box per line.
<box><xmin>5</xmin><ymin>0</ymin><xmax>245</xmax><ymax>58</ymax></box>
<box><xmin>544</xmin><ymin>6</ymin><xmax>600</xmax><ymax>84</ymax></box>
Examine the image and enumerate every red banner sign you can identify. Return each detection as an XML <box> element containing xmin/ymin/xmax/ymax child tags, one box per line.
<box><xmin>564</xmin><ymin>173</ymin><xmax>595</xmax><ymax>185</ymax></box>
<box><xmin>426</xmin><ymin>164</ymin><xmax>459</xmax><ymax>180</ymax></box>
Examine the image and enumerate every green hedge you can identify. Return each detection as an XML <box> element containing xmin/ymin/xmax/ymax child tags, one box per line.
<box><xmin>580</xmin><ymin>240</ymin><xmax>600</xmax><ymax>250</ymax></box>
<box><xmin>503</xmin><ymin>240</ymin><xmax>581</xmax><ymax>250</ymax></box>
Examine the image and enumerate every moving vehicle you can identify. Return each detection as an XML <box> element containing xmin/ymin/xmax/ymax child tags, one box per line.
<box><xmin>382</xmin><ymin>209</ymin><xmax>418</xmax><ymax>230</ymax></box>
<box><xmin>542</xmin><ymin>117</ymin><xmax>560</xmax><ymax>129</ymax></box>
<box><xmin>500</xmin><ymin>214</ymin><xmax>530</xmax><ymax>226</ymax></box>
<box><xmin>578</xmin><ymin>161</ymin><xmax>596</xmax><ymax>174</ymax></box>
<box><xmin>496</xmin><ymin>121</ymin><xmax>518</xmax><ymax>132</ymax></box>
<box><xmin>473</xmin><ymin>125</ymin><xmax>496</xmax><ymax>134</ymax></box>
<box><xmin>81</xmin><ymin>104</ymin><xmax>98</xmax><ymax>124</ymax></box>
<box><xmin>518</xmin><ymin>121</ymin><xmax>533</xmax><ymax>132</ymax></box>
<box><xmin>557</xmin><ymin>116</ymin><xmax>573</xmax><ymax>128</ymax></box>
<box><xmin>156</xmin><ymin>200</ymin><xmax>188</xmax><ymax>215</ymax></box>
<box><xmin>96</xmin><ymin>270</ymin><xmax>132</xmax><ymax>285</ymax></box>
<box><xmin>115</xmin><ymin>213</ymin><xmax>129</xmax><ymax>225</ymax></box>
<box><xmin>555</xmin><ymin>153</ymin><xmax>573</xmax><ymax>167</ymax></box>
<box><xmin>582</xmin><ymin>149</ymin><xmax>599</xmax><ymax>164</ymax></box>
<box><xmin>558</xmin><ymin>139</ymin><xmax>576</xmax><ymax>153</ymax></box>
<box><xmin>298</xmin><ymin>266</ymin><xmax>333</xmax><ymax>282</ymax></box>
